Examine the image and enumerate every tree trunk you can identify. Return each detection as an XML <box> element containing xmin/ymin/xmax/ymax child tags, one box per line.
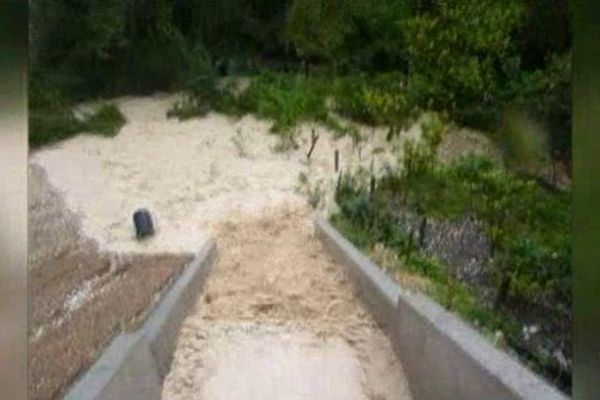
<box><xmin>551</xmin><ymin>158</ymin><xmax>557</xmax><ymax>186</ymax></box>
<box><xmin>370</xmin><ymin>175</ymin><xmax>376</xmax><ymax>196</ymax></box>
<box><xmin>494</xmin><ymin>273</ymin><xmax>512</xmax><ymax>311</ymax></box>
<box><xmin>404</xmin><ymin>228</ymin><xmax>415</xmax><ymax>264</ymax></box>
<box><xmin>418</xmin><ymin>216</ymin><xmax>427</xmax><ymax>248</ymax></box>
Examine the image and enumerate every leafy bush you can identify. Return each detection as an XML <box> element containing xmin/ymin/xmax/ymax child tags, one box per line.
<box><xmin>401</xmin><ymin>0</ymin><xmax>523</xmax><ymax>123</ymax></box>
<box><xmin>29</xmin><ymin>84</ymin><xmax>126</xmax><ymax>149</ymax></box>
<box><xmin>421</xmin><ymin>111</ymin><xmax>449</xmax><ymax>149</ymax></box>
<box><xmin>406</xmin><ymin>254</ymin><xmax>446</xmax><ymax>284</ymax></box>
<box><xmin>81</xmin><ymin>103</ymin><xmax>127</xmax><ymax>137</ymax></box>
<box><xmin>333</xmin><ymin>73</ymin><xmax>416</xmax><ymax>128</ymax></box>
<box><xmin>182</xmin><ymin>45</ymin><xmax>218</xmax><ymax>101</ymax></box>
<box><xmin>236</xmin><ymin>72</ymin><xmax>329</xmax><ymax>133</ymax></box>
<box><xmin>335</xmin><ymin>171</ymin><xmax>371</xmax><ymax>226</ymax></box>
<box><xmin>442</xmin><ymin>155</ymin><xmax>570</xmax><ymax>308</ymax></box>
<box><xmin>331</xmin><ymin>75</ymin><xmax>371</xmax><ymax>122</ymax></box>
<box><xmin>29</xmin><ymin>109</ymin><xmax>83</xmax><ymax>149</ymax></box>
<box><xmin>29</xmin><ymin>82</ymin><xmax>84</xmax><ymax>148</ymax></box>
<box><xmin>357</xmin><ymin>74</ymin><xmax>411</xmax><ymax>126</ymax></box>
<box><xmin>329</xmin><ymin>213</ymin><xmax>373</xmax><ymax>249</ymax></box>
<box><xmin>330</xmin><ymin>210</ymin><xmax>519</xmax><ymax>343</ymax></box>
<box><xmin>400</xmin><ymin>112</ymin><xmax>449</xmax><ymax>180</ymax></box>
<box><xmin>174</xmin><ymin>71</ymin><xmax>368</xmax><ymax>142</ymax></box>
<box><xmin>167</xmin><ymin>45</ymin><xmax>219</xmax><ymax>120</ymax></box>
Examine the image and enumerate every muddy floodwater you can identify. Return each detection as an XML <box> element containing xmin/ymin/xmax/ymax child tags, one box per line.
<box><xmin>162</xmin><ymin>208</ymin><xmax>413</xmax><ymax>400</ymax></box>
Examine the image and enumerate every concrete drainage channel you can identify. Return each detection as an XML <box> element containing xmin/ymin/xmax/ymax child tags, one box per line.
<box><xmin>64</xmin><ymin>218</ymin><xmax>567</xmax><ymax>400</ymax></box>
<box><xmin>64</xmin><ymin>241</ymin><xmax>215</xmax><ymax>400</ymax></box>
<box><xmin>314</xmin><ymin>217</ymin><xmax>568</xmax><ymax>400</ymax></box>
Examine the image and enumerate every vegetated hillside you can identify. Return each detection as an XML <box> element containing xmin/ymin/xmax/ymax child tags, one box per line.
<box><xmin>29</xmin><ymin>0</ymin><xmax>572</xmax><ymax>393</ymax></box>
<box><xmin>331</xmin><ymin>113</ymin><xmax>571</xmax><ymax>392</ymax></box>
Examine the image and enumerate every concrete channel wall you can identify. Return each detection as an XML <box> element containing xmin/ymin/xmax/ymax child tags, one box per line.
<box><xmin>64</xmin><ymin>240</ymin><xmax>216</xmax><ymax>400</ymax></box>
<box><xmin>314</xmin><ymin>217</ymin><xmax>569</xmax><ymax>400</ymax></box>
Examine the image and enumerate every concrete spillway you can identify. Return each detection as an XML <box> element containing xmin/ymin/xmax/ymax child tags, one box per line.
<box><xmin>63</xmin><ymin>212</ymin><xmax>567</xmax><ymax>400</ymax></box>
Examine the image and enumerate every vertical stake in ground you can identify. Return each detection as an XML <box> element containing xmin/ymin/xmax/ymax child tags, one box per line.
<box><xmin>370</xmin><ymin>175</ymin><xmax>376</xmax><ymax>196</ymax></box>
<box><xmin>307</xmin><ymin>128</ymin><xmax>319</xmax><ymax>160</ymax></box>
<box><xmin>334</xmin><ymin>149</ymin><xmax>339</xmax><ymax>172</ymax></box>
<box><xmin>369</xmin><ymin>156</ymin><xmax>376</xmax><ymax>197</ymax></box>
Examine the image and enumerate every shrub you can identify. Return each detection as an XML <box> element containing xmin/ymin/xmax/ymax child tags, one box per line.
<box><xmin>29</xmin><ymin>84</ymin><xmax>84</xmax><ymax>148</ymax></box>
<box><xmin>182</xmin><ymin>44</ymin><xmax>218</xmax><ymax>102</ymax></box>
<box><xmin>335</xmin><ymin>171</ymin><xmax>371</xmax><ymax>226</ymax></box>
<box><xmin>29</xmin><ymin>88</ymin><xmax>126</xmax><ymax>149</ymax></box>
<box><xmin>360</xmin><ymin>73</ymin><xmax>412</xmax><ymax>125</ymax></box>
<box><xmin>406</xmin><ymin>254</ymin><xmax>446</xmax><ymax>284</ymax></box>
<box><xmin>332</xmin><ymin>74</ymin><xmax>373</xmax><ymax>123</ymax></box>
<box><xmin>237</xmin><ymin>72</ymin><xmax>329</xmax><ymax>133</ymax></box>
<box><xmin>333</xmin><ymin>72</ymin><xmax>416</xmax><ymax>128</ymax></box>
<box><xmin>167</xmin><ymin>44</ymin><xmax>219</xmax><ymax>120</ymax></box>
<box><xmin>81</xmin><ymin>103</ymin><xmax>127</xmax><ymax>137</ymax></box>
<box><xmin>401</xmin><ymin>0</ymin><xmax>523</xmax><ymax>120</ymax></box>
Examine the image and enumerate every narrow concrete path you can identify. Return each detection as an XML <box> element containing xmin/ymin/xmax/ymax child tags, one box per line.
<box><xmin>162</xmin><ymin>206</ymin><xmax>413</xmax><ymax>400</ymax></box>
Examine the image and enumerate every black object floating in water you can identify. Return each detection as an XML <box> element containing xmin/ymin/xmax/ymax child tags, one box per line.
<box><xmin>133</xmin><ymin>208</ymin><xmax>154</xmax><ymax>239</ymax></box>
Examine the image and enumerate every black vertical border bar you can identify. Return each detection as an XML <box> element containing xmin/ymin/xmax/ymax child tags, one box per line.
<box><xmin>573</xmin><ymin>0</ymin><xmax>600</xmax><ymax>399</ymax></box>
<box><xmin>0</xmin><ymin>1</ymin><xmax>28</xmax><ymax>400</ymax></box>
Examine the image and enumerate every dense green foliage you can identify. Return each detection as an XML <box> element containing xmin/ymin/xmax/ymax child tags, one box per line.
<box><xmin>332</xmin><ymin>208</ymin><xmax>520</xmax><ymax>338</ymax></box>
<box><xmin>170</xmin><ymin>72</ymin><xmax>363</xmax><ymax>145</ymax></box>
<box><xmin>29</xmin><ymin>100</ymin><xmax>126</xmax><ymax>149</ymax></box>
<box><xmin>229</xmin><ymin>73</ymin><xmax>329</xmax><ymax>132</ymax></box>
<box><xmin>29</xmin><ymin>81</ymin><xmax>83</xmax><ymax>148</ymax></box>
<box><xmin>81</xmin><ymin>103</ymin><xmax>127</xmax><ymax>137</ymax></box>
<box><xmin>29</xmin><ymin>75</ymin><xmax>126</xmax><ymax>148</ymax></box>
<box><xmin>402</xmin><ymin>1</ymin><xmax>522</xmax><ymax>113</ymax></box>
<box><xmin>331</xmin><ymin>118</ymin><xmax>571</xmax><ymax>389</ymax></box>
<box><xmin>31</xmin><ymin>0</ymin><xmax>571</xmax><ymax>160</ymax></box>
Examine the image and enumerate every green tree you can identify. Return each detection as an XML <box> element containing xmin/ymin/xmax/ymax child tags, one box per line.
<box><xmin>339</xmin><ymin>0</ymin><xmax>409</xmax><ymax>72</ymax></box>
<box><xmin>286</xmin><ymin>0</ymin><xmax>359</xmax><ymax>70</ymax></box>
<box><xmin>121</xmin><ymin>0</ymin><xmax>189</xmax><ymax>93</ymax></box>
<box><xmin>30</xmin><ymin>0</ymin><xmax>126</xmax><ymax>97</ymax></box>
<box><xmin>402</xmin><ymin>1</ymin><xmax>522</xmax><ymax>114</ymax></box>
